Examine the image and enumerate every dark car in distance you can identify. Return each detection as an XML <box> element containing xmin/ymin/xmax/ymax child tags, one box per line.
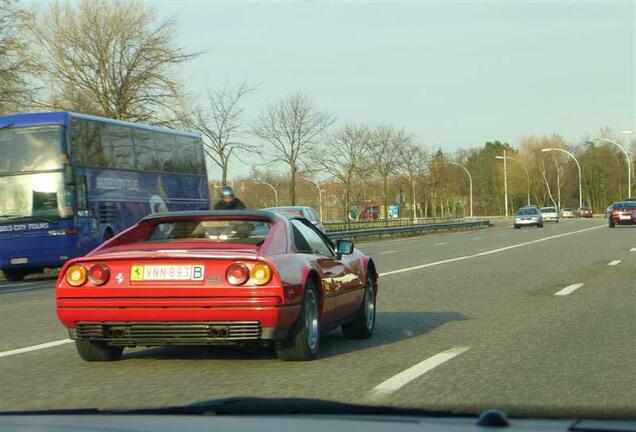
<box><xmin>576</xmin><ymin>207</ymin><xmax>593</xmax><ymax>218</ymax></box>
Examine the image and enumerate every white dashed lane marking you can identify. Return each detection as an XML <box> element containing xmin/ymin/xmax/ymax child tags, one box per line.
<box><xmin>608</xmin><ymin>260</ymin><xmax>621</xmax><ymax>266</ymax></box>
<box><xmin>554</xmin><ymin>283</ymin><xmax>584</xmax><ymax>296</ymax></box>
<box><xmin>367</xmin><ymin>347</ymin><xmax>470</xmax><ymax>400</ymax></box>
<box><xmin>0</xmin><ymin>339</ymin><xmax>72</xmax><ymax>358</ymax></box>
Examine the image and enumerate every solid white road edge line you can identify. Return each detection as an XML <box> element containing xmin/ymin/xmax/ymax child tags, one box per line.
<box><xmin>378</xmin><ymin>250</ymin><xmax>397</xmax><ymax>255</ymax></box>
<box><xmin>554</xmin><ymin>283</ymin><xmax>584</xmax><ymax>297</ymax></box>
<box><xmin>434</xmin><ymin>242</ymin><xmax>447</xmax><ymax>246</ymax></box>
<box><xmin>378</xmin><ymin>224</ymin><xmax>605</xmax><ymax>277</ymax></box>
<box><xmin>367</xmin><ymin>347</ymin><xmax>470</xmax><ymax>400</ymax></box>
<box><xmin>608</xmin><ymin>260</ymin><xmax>621</xmax><ymax>266</ymax></box>
<box><xmin>630</xmin><ymin>248</ymin><xmax>636</xmax><ymax>252</ymax></box>
<box><xmin>0</xmin><ymin>339</ymin><xmax>72</xmax><ymax>358</ymax></box>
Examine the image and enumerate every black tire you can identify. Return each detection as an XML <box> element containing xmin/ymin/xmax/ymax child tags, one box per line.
<box><xmin>2</xmin><ymin>269</ymin><xmax>27</xmax><ymax>281</ymax></box>
<box><xmin>513</xmin><ymin>225</ymin><xmax>521</xmax><ymax>229</ymax></box>
<box><xmin>75</xmin><ymin>340</ymin><xmax>123</xmax><ymax>362</ymax></box>
<box><xmin>103</xmin><ymin>229</ymin><xmax>114</xmax><ymax>242</ymax></box>
<box><xmin>609</xmin><ymin>221</ymin><xmax>615</xmax><ymax>228</ymax></box>
<box><xmin>275</xmin><ymin>280</ymin><xmax>320</xmax><ymax>361</ymax></box>
<box><xmin>538</xmin><ymin>223</ymin><xmax>544</xmax><ymax>228</ymax></box>
<box><xmin>342</xmin><ymin>276</ymin><xmax>376</xmax><ymax>339</ymax></box>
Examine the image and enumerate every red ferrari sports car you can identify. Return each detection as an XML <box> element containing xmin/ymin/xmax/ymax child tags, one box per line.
<box><xmin>55</xmin><ymin>211</ymin><xmax>378</xmax><ymax>362</ymax></box>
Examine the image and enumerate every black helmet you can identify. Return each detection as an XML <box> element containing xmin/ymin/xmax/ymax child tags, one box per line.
<box><xmin>220</xmin><ymin>186</ymin><xmax>235</xmax><ymax>198</ymax></box>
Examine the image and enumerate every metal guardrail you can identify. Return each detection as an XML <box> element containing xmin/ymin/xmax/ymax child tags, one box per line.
<box><xmin>323</xmin><ymin>217</ymin><xmax>459</xmax><ymax>231</ymax></box>
<box><xmin>326</xmin><ymin>220</ymin><xmax>491</xmax><ymax>240</ymax></box>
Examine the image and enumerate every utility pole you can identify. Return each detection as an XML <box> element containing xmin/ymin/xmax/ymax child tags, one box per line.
<box><xmin>412</xmin><ymin>179</ymin><xmax>417</xmax><ymax>223</ymax></box>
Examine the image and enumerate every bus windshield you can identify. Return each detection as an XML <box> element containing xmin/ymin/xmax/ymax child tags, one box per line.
<box><xmin>0</xmin><ymin>172</ymin><xmax>73</xmax><ymax>221</ymax></box>
<box><xmin>0</xmin><ymin>126</ymin><xmax>64</xmax><ymax>173</ymax></box>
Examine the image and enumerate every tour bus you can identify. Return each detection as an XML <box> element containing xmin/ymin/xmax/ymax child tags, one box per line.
<box><xmin>0</xmin><ymin>112</ymin><xmax>209</xmax><ymax>281</ymax></box>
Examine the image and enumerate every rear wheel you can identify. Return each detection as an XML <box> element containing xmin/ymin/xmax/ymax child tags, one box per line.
<box><xmin>275</xmin><ymin>281</ymin><xmax>320</xmax><ymax>361</ymax></box>
<box><xmin>513</xmin><ymin>225</ymin><xmax>521</xmax><ymax>229</ymax></box>
<box><xmin>538</xmin><ymin>223</ymin><xmax>544</xmax><ymax>228</ymax></box>
<box><xmin>2</xmin><ymin>269</ymin><xmax>27</xmax><ymax>281</ymax></box>
<box><xmin>75</xmin><ymin>341</ymin><xmax>123</xmax><ymax>361</ymax></box>
<box><xmin>609</xmin><ymin>221</ymin><xmax>615</xmax><ymax>228</ymax></box>
<box><xmin>342</xmin><ymin>276</ymin><xmax>376</xmax><ymax>339</ymax></box>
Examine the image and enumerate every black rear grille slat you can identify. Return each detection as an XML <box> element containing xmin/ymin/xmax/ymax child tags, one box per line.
<box><xmin>75</xmin><ymin>321</ymin><xmax>261</xmax><ymax>343</ymax></box>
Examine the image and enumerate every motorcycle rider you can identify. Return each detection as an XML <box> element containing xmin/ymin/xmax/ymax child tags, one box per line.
<box><xmin>213</xmin><ymin>186</ymin><xmax>246</xmax><ymax>210</ymax></box>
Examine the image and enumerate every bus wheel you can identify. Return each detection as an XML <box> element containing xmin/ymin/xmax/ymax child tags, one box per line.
<box><xmin>2</xmin><ymin>269</ymin><xmax>27</xmax><ymax>282</ymax></box>
<box><xmin>103</xmin><ymin>229</ymin><xmax>114</xmax><ymax>242</ymax></box>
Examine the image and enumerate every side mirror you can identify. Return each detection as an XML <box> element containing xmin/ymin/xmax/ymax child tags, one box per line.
<box><xmin>335</xmin><ymin>239</ymin><xmax>354</xmax><ymax>255</ymax></box>
<box><xmin>63</xmin><ymin>164</ymin><xmax>75</xmax><ymax>185</ymax></box>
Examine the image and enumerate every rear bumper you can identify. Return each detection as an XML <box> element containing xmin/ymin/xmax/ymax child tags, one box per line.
<box><xmin>57</xmin><ymin>298</ymin><xmax>301</xmax><ymax>345</ymax></box>
<box><xmin>67</xmin><ymin>321</ymin><xmax>290</xmax><ymax>346</ymax></box>
<box><xmin>514</xmin><ymin>220</ymin><xmax>540</xmax><ymax>226</ymax></box>
<box><xmin>610</xmin><ymin>216</ymin><xmax>636</xmax><ymax>225</ymax></box>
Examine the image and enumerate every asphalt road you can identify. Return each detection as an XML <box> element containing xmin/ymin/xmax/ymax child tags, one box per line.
<box><xmin>1</xmin><ymin>218</ymin><xmax>634</xmax><ymax>418</ymax></box>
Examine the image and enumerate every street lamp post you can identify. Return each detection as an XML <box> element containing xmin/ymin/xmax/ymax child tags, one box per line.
<box><xmin>300</xmin><ymin>177</ymin><xmax>323</xmax><ymax>221</ymax></box>
<box><xmin>541</xmin><ymin>148</ymin><xmax>582</xmax><ymax>209</ymax></box>
<box><xmin>411</xmin><ymin>179</ymin><xmax>417</xmax><ymax>223</ymax></box>
<box><xmin>495</xmin><ymin>149</ymin><xmax>509</xmax><ymax>218</ymax></box>
<box><xmin>496</xmin><ymin>155</ymin><xmax>530</xmax><ymax>206</ymax></box>
<box><xmin>448</xmin><ymin>161</ymin><xmax>473</xmax><ymax>218</ymax></box>
<box><xmin>596</xmin><ymin>138</ymin><xmax>632</xmax><ymax>198</ymax></box>
<box><xmin>252</xmin><ymin>181</ymin><xmax>279</xmax><ymax>206</ymax></box>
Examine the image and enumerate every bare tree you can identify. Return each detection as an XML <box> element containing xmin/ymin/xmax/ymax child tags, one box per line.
<box><xmin>254</xmin><ymin>92</ymin><xmax>334</xmax><ymax>205</ymax></box>
<box><xmin>366</xmin><ymin>126</ymin><xmax>411</xmax><ymax>224</ymax></box>
<box><xmin>187</xmin><ymin>82</ymin><xmax>256</xmax><ymax>184</ymax></box>
<box><xmin>311</xmin><ymin>124</ymin><xmax>370</xmax><ymax>223</ymax></box>
<box><xmin>397</xmin><ymin>143</ymin><xmax>428</xmax><ymax>220</ymax></box>
<box><xmin>0</xmin><ymin>0</ymin><xmax>38</xmax><ymax>113</ymax></box>
<box><xmin>28</xmin><ymin>0</ymin><xmax>200</xmax><ymax>124</ymax></box>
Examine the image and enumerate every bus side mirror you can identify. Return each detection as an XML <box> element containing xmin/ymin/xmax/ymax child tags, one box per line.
<box><xmin>64</xmin><ymin>164</ymin><xmax>75</xmax><ymax>185</ymax></box>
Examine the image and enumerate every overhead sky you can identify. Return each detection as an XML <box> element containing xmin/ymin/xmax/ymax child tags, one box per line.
<box><xmin>94</xmin><ymin>1</ymin><xmax>636</xmax><ymax>178</ymax></box>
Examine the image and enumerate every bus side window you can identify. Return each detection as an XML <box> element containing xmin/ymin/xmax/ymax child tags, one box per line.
<box><xmin>133</xmin><ymin>129</ymin><xmax>158</xmax><ymax>171</ymax></box>
<box><xmin>71</xmin><ymin>119</ymin><xmax>105</xmax><ymax>167</ymax></box>
<box><xmin>102</xmin><ymin>125</ymin><xmax>135</xmax><ymax>169</ymax></box>
<box><xmin>155</xmin><ymin>132</ymin><xmax>177</xmax><ymax>172</ymax></box>
<box><xmin>76</xmin><ymin>176</ymin><xmax>89</xmax><ymax>216</ymax></box>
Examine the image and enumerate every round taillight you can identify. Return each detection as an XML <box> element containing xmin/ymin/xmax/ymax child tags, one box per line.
<box><xmin>88</xmin><ymin>263</ymin><xmax>110</xmax><ymax>286</ymax></box>
<box><xmin>66</xmin><ymin>264</ymin><xmax>88</xmax><ymax>287</ymax></box>
<box><xmin>250</xmin><ymin>263</ymin><xmax>272</xmax><ymax>285</ymax></box>
<box><xmin>226</xmin><ymin>263</ymin><xmax>249</xmax><ymax>286</ymax></box>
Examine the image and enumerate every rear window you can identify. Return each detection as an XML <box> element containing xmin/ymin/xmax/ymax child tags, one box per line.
<box><xmin>541</xmin><ymin>207</ymin><xmax>556</xmax><ymax>212</ymax></box>
<box><xmin>614</xmin><ymin>202</ymin><xmax>636</xmax><ymax>210</ymax></box>
<box><xmin>280</xmin><ymin>209</ymin><xmax>303</xmax><ymax>216</ymax></box>
<box><xmin>147</xmin><ymin>219</ymin><xmax>271</xmax><ymax>246</ymax></box>
<box><xmin>517</xmin><ymin>208</ymin><xmax>539</xmax><ymax>215</ymax></box>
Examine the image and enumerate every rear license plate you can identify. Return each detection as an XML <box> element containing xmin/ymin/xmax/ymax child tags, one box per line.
<box><xmin>620</xmin><ymin>215</ymin><xmax>631</xmax><ymax>220</ymax></box>
<box><xmin>10</xmin><ymin>258</ymin><xmax>28</xmax><ymax>264</ymax></box>
<box><xmin>130</xmin><ymin>265</ymin><xmax>205</xmax><ymax>281</ymax></box>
